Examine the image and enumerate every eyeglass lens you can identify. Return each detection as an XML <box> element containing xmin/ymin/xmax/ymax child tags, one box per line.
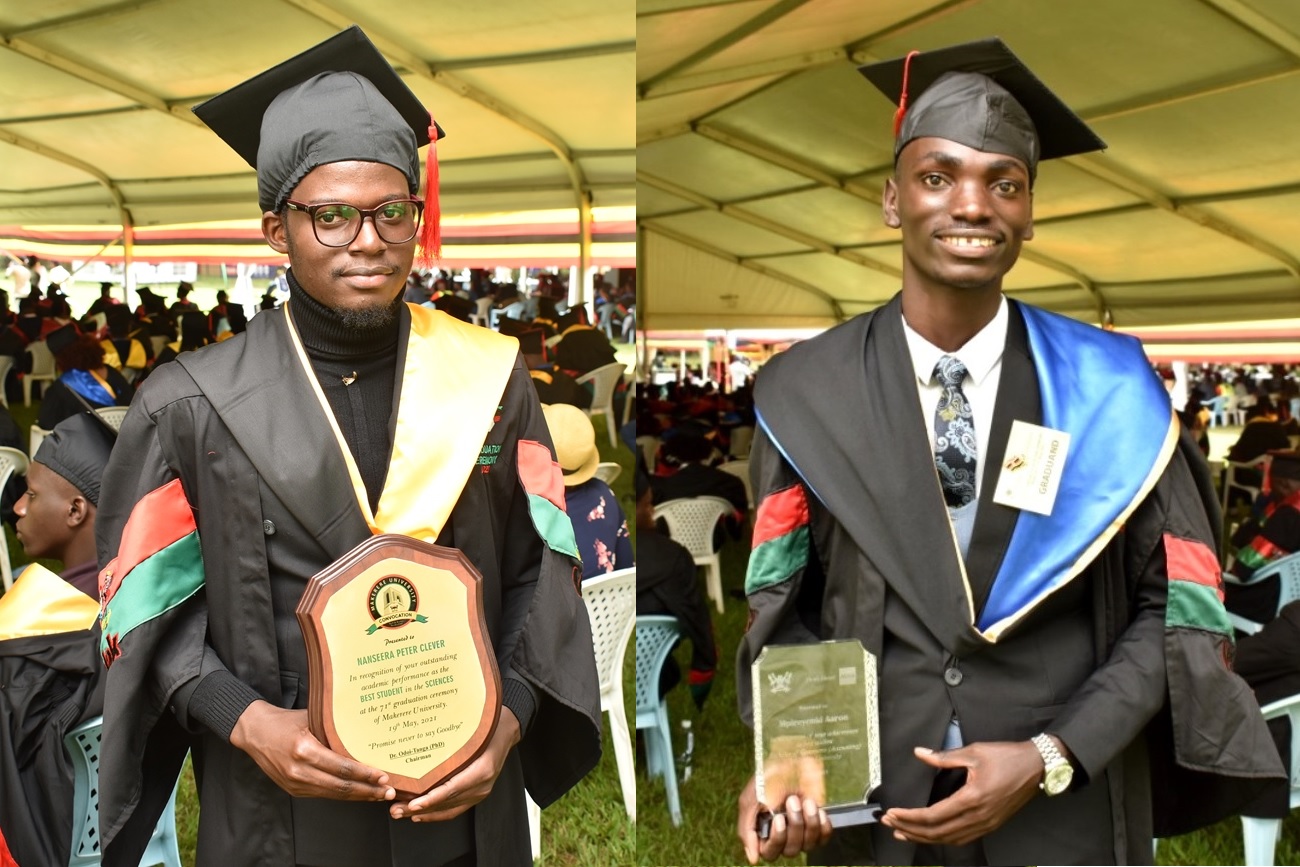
<box><xmin>308</xmin><ymin>200</ymin><xmax>422</xmax><ymax>246</ymax></box>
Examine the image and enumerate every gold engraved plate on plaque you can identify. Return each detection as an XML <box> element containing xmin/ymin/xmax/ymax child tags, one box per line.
<box><xmin>297</xmin><ymin>534</ymin><xmax>500</xmax><ymax>797</ymax></box>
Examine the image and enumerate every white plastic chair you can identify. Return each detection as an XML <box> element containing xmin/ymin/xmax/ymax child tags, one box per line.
<box><xmin>0</xmin><ymin>354</ymin><xmax>13</xmax><ymax>408</ymax></box>
<box><xmin>622</xmin><ymin>378</ymin><xmax>636</xmax><ymax>429</ymax></box>
<box><xmin>526</xmin><ymin>791</ymin><xmax>541</xmax><ymax>861</ymax></box>
<box><xmin>576</xmin><ymin>362</ymin><xmax>626</xmax><ymax>448</ymax></box>
<box><xmin>636</xmin><ymin>615</ymin><xmax>684</xmax><ymax>827</ymax></box>
<box><xmin>1226</xmin><ymin>552</ymin><xmax>1300</xmax><ymax>636</ymax></box>
<box><xmin>470</xmin><ymin>296</ymin><xmax>493</xmax><ymax>327</ymax></box>
<box><xmin>729</xmin><ymin>424</ymin><xmax>755</xmax><ymax>459</ymax></box>
<box><xmin>653</xmin><ymin>495</ymin><xmax>733</xmax><ymax>613</ymax></box>
<box><xmin>717</xmin><ymin>459</ymin><xmax>753</xmax><ymax>511</ymax></box>
<box><xmin>0</xmin><ymin>447</ymin><xmax>27</xmax><ymax>591</ymax></box>
<box><xmin>29</xmin><ymin>424</ymin><xmax>51</xmax><ymax>458</ymax></box>
<box><xmin>1241</xmin><ymin>694</ymin><xmax>1300</xmax><ymax>865</ymax></box>
<box><xmin>65</xmin><ymin>715</ymin><xmax>182</xmax><ymax>867</ymax></box>
<box><xmin>594</xmin><ymin>461</ymin><xmax>622</xmax><ymax>486</ymax></box>
<box><xmin>581</xmin><ymin>566</ymin><xmax>637</xmax><ymax>819</ymax></box>
<box><xmin>24</xmin><ymin>339</ymin><xmax>57</xmax><ymax>406</ymax></box>
<box><xmin>94</xmin><ymin>404</ymin><xmax>129</xmax><ymax>432</ymax></box>
<box><xmin>636</xmin><ymin>435</ymin><xmax>659</xmax><ymax>473</ymax></box>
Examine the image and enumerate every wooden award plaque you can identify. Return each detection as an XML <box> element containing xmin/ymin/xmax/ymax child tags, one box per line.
<box><xmin>296</xmin><ymin>534</ymin><xmax>501</xmax><ymax>797</ymax></box>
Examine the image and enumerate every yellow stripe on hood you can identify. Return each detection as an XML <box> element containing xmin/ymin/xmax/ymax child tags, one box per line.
<box><xmin>0</xmin><ymin>563</ymin><xmax>99</xmax><ymax>640</ymax></box>
<box><xmin>285</xmin><ymin>303</ymin><xmax>518</xmax><ymax>542</ymax></box>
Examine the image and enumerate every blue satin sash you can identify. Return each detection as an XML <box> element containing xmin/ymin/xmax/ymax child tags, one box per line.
<box><xmin>60</xmin><ymin>368</ymin><xmax>115</xmax><ymax>407</ymax></box>
<box><xmin>977</xmin><ymin>305</ymin><xmax>1176</xmax><ymax>634</ymax></box>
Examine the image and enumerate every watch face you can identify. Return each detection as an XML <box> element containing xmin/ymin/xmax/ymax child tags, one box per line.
<box><xmin>1044</xmin><ymin>763</ymin><xmax>1073</xmax><ymax>795</ymax></box>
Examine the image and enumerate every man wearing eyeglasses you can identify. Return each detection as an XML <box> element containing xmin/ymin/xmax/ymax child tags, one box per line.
<box><xmin>93</xmin><ymin>27</ymin><xmax>601</xmax><ymax>867</ymax></box>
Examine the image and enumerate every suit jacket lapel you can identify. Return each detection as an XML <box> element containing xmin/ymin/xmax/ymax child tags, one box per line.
<box><xmin>966</xmin><ymin>304</ymin><xmax>1040</xmax><ymax>614</ymax></box>
<box><xmin>756</xmin><ymin>295</ymin><xmax>981</xmax><ymax>652</ymax></box>
<box><xmin>178</xmin><ymin>310</ymin><xmax>371</xmax><ymax>561</ymax></box>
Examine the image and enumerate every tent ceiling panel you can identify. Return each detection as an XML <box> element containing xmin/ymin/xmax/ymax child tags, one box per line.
<box><xmin>647</xmin><ymin>210</ymin><xmax>810</xmax><ymax>257</ymax></box>
<box><xmin>636</xmin><ymin>0</ymin><xmax>780</xmax><ymax>81</ymax></box>
<box><xmin>580</xmin><ymin>154</ymin><xmax>636</xmax><ymax>189</ymax></box>
<box><xmin>0</xmin><ymin>142</ymin><xmax>92</xmax><ymax>191</ymax></box>
<box><xmin>1087</xmin><ymin>76</ymin><xmax>1300</xmax><ymax>196</ymax></box>
<box><xmin>1199</xmin><ymin>193</ymin><xmax>1300</xmax><ymax>255</ymax></box>
<box><xmin>0</xmin><ymin>0</ymin><xmax>632</xmax><ymax>260</ymax></box>
<box><xmin>453</xmin><ymin>55</ymin><xmax>634</xmax><ymax>151</ymax></box>
<box><xmin>747</xmin><ymin>248</ymin><xmax>895</xmax><ymax>298</ymax></box>
<box><xmin>1032</xmin><ymin>209</ymin><xmax>1285</xmax><ymax>283</ymax></box>
<box><xmin>638</xmin><ymin>135</ymin><xmax>814</xmax><ymax>200</ymax></box>
<box><xmin>996</xmin><ymin>256</ymin><xmax>1088</xmax><ymax>293</ymax></box>
<box><xmin>340</xmin><ymin>0</ymin><xmax>633</xmax><ymax>59</ymax></box>
<box><xmin>636</xmin><ymin>75</ymin><xmax>782</xmax><ymax>138</ymax></box>
<box><xmin>0</xmin><ymin>47</ymin><xmax>136</xmax><ymax>118</ymax></box>
<box><xmin>1104</xmin><ymin>272</ymin><xmax>1300</xmax><ymax>327</ymax></box>
<box><xmin>638</xmin><ymin>185</ymin><xmax>700</xmax><ymax>218</ymax></box>
<box><xmin>1026</xmin><ymin>162</ymin><xmax>1148</xmax><ymax>222</ymax></box>
<box><xmin>640</xmin><ymin>0</ymin><xmax>1300</xmax><ymax>330</ymax></box>
<box><xmin>705</xmin><ymin>64</ymin><xmax>891</xmax><ymax>175</ymax></box>
<box><xmin>1003</xmin><ymin>286</ymin><xmax>1100</xmax><ymax>320</ymax></box>
<box><xmin>692</xmin><ymin>0</ymin><xmax>943</xmax><ymax>74</ymax></box>
<box><xmin>13</xmin><ymin>3</ymin><xmax>339</xmax><ymax>102</ymax></box>
<box><xmin>7</xmin><ymin>111</ymin><xmax>249</xmax><ymax>179</ymax></box>
<box><xmin>862</xmin><ymin>0</ymin><xmax>1287</xmax><ymax>111</ymax></box>
<box><xmin>740</xmin><ymin>187</ymin><xmax>884</xmax><ymax>247</ymax></box>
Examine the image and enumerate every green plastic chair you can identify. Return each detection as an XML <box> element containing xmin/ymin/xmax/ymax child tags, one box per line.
<box><xmin>64</xmin><ymin>715</ymin><xmax>181</xmax><ymax>867</ymax></box>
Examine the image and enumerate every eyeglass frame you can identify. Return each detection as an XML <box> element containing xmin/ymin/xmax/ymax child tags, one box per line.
<box><xmin>283</xmin><ymin>196</ymin><xmax>425</xmax><ymax>247</ymax></box>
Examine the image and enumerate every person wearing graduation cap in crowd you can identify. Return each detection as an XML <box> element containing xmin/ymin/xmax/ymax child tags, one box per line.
<box><xmin>735</xmin><ymin>38</ymin><xmax>1282</xmax><ymax>866</ymax></box>
<box><xmin>1225</xmin><ymin>450</ymin><xmax>1300</xmax><ymax>614</ymax></box>
<box><xmin>0</xmin><ymin>412</ymin><xmax>116</xmax><ymax>867</ymax></box>
<box><xmin>37</xmin><ymin>324</ymin><xmax>134</xmax><ymax>432</ymax></box>
<box><xmin>94</xmin><ymin>26</ymin><xmax>600</xmax><ymax>867</ymax></box>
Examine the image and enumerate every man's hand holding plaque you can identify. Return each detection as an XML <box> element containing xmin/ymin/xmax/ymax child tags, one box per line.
<box><xmin>297</xmin><ymin>534</ymin><xmax>501</xmax><ymax>799</ymax></box>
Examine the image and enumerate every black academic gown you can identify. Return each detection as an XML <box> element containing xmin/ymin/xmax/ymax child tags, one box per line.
<box><xmin>738</xmin><ymin>297</ymin><xmax>1281</xmax><ymax>865</ymax></box>
<box><xmin>0</xmin><ymin>583</ymin><xmax>102</xmax><ymax>867</ymax></box>
<box><xmin>95</xmin><ymin>304</ymin><xmax>601</xmax><ymax>866</ymax></box>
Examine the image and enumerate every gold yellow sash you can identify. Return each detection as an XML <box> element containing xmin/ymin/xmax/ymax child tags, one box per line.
<box><xmin>0</xmin><ymin>563</ymin><xmax>99</xmax><ymax>640</ymax></box>
<box><xmin>284</xmin><ymin>303</ymin><xmax>518</xmax><ymax>541</ymax></box>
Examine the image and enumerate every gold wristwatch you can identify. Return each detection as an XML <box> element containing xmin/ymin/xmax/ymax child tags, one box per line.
<box><xmin>1031</xmin><ymin>733</ymin><xmax>1073</xmax><ymax>796</ymax></box>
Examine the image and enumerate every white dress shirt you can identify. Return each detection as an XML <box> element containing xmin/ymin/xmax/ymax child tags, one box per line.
<box><xmin>901</xmin><ymin>295</ymin><xmax>1009</xmax><ymax>502</ymax></box>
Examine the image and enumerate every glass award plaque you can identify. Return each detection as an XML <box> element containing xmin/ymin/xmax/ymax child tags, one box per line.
<box><xmin>297</xmin><ymin>534</ymin><xmax>501</xmax><ymax>797</ymax></box>
<box><xmin>753</xmin><ymin>640</ymin><xmax>881</xmax><ymax>833</ymax></box>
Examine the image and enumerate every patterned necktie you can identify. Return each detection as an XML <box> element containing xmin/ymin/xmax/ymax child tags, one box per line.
<box><xmin>933</xmin><ymin>355</ymin><xmax>978</xmax><ymax>508</ymax></box>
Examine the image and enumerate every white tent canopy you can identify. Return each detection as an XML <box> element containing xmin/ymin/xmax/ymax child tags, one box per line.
<box><xmin>0</xmin><ymin>0</ymin><xmax>633</xmax><ymax>268</ymax></box>
<box><xmin>637</xmin><ymin>0</ymin><xmax>1300</xmax><ymax>330</ymax></box>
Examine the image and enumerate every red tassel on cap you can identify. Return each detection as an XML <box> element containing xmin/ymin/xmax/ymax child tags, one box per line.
<box><xmin>416</xmin><ymin>118</ymin><xmax>441</xmax><ymax>270</ymax></box>
<box><xmin>893</xmin><ymin>50</ymin><xmax>920</xmax><ymax>138</ymax></box>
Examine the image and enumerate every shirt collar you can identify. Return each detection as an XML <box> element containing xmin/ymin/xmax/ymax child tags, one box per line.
<box><xmin>902</xmin><ymin>295</ymin><xmax>1009</xmax><ymax>387</ymax></box>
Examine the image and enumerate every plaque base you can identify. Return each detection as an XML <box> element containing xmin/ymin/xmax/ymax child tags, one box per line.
<box><xmin>756</xmin><ymin>801</ymin><xmax>882</xmax><ymax>840</ymax></box>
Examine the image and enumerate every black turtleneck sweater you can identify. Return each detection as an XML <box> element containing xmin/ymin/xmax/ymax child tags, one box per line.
<box><xmin>286</xmin><ymin>270</ymin><xmax>400</xmax><ymax>512</ymax></box>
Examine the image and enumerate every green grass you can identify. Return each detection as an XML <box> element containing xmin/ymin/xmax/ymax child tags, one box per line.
<box><xmin>633</xmin><ymin>528</ymin><xmax>1300</xmax><ymax>867</ymax></box>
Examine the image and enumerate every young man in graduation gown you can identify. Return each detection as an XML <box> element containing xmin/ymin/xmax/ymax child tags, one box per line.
<box><xmin>735</xmin><ymin>39</ymin><xmax>1283</xmax><ymax>866</ymax></box>
<box><xmin>94</xmin><ymin>28</ymin><xmax>601</xmax><ymax>867</ymax></box>
<box><xmin>0</xmin><ymin>413</ymin><xmax>116</xmax><ymax>867</ymax></box>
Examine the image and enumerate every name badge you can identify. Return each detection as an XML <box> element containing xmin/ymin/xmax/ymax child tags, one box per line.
<box><xmin>993</xmin><ymin>421</ymin><xmax>1070</xmax><ymax>516</ymax></box>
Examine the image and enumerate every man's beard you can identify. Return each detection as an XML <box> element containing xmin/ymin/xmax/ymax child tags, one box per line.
<box><xmin>336</xmin><ymin>300</ymin><xmax>398</xmax><ymax>330</ymax></box>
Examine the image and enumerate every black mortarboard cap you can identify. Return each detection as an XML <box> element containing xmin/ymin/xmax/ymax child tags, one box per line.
<box><xmin>35</xmin><ymin>412</ymin><xmax>117</xmax><ymax>506</ymax></box>
<box><xmin>46</xmin><ymin>324</ymin><xmax>80</xmax><ymax>357</ymax></box>
<box><xmin>859</xmin><ymin>38</ymin><xmax>1105</xmax><ymax>180</ymax></box>
<box><xmin>193</xmin><ymin>25</ymin><xmax>445</xmax><ymax>216</ymax></box>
